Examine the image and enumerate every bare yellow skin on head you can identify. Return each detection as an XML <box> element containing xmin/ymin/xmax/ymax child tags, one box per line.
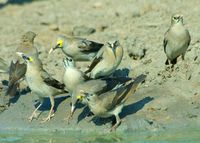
<box><xmin>77</xmin><ymin>95</ymin><xmax>83</xmax><ymax>100</ymax></box>
<box><xmin>57</xmin><ymin>39</ymin><xmax>63</xmax><ymax>48</ymax></box>
<box><xmin>29</xmin><ymin>57</ymin><xmax>33</xmax><ymax>62</ymax></box>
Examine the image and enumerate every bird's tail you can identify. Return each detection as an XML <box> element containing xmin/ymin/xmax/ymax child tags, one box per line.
<box><xmin>6</xmin><ymin>61</ymin><xmax>27</xmax><ymax>97</ymax></box>
<box><xmin>113</xmin><ymin>74</ymin><xmax>146</xmax><ymax>105</ymax></box>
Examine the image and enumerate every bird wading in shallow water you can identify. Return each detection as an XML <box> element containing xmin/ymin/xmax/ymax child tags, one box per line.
<box><xmin>164</xmin><ymin>14</ymin><xmax>191</xmax><ymax>68</ymax></box>
<box><xmin>49</xmin><ymin>35</ymin><xmax>104</xmax><ymax>61</ymax></box>
<box><xmin>16</xmin><ymin>52</ymin><xmax>67</xmax><ymax>123</ymax></box>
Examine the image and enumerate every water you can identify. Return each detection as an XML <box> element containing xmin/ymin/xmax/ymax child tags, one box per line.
<box><xmin>0</xmin><ymin>128</ymin><xmax>200</xmax><ymax>143</ymax></box>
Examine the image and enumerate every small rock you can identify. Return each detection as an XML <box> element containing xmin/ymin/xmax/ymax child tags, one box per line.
<box><xmin>97</xmin><ymin>25</ymin><xmax>108</xmax><ymax>32</ymax></box>
<box><xmin>186</xmin><ymin>113</ymin><xmax>198</xmax><ymax>118</ymax></box>
<box><xmin>132</xmin><ymin>8</ymin><xmax>141</xmax><ymax>17</ymax></box>
<box><xmin>49</xmin><ymin>24</ymin><xmax>59</xmax><ymax>31</ymax></box>
<box><xmin>125</xmin><ymin>37</ymin><xmax>147</xmax><ymax>60</ymax></box>
<box><xmin>129</xmin><ymin>48</ymin><xmax>146</xmax><ymax>60</ymax></box>
<box><xmin>72</xmin><ymin>25</ymin><xmax>96</xmax><ymax>36</ymax></box>
<box><xmin>143</xmin><ymin>59</ymin><xmax>152</xmax><ymax>65</ymax></box>
<box><xmin>93</xmin><ymin>2</ymin><xmax>103</xmax><ymax>8</ymax></box>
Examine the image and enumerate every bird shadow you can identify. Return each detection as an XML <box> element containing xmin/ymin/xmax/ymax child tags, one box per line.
<box><xmin>77</xmin><ymin>106</ymin><xmax>92</xmax><ymax>124</ymax></box>
<box><xmin>35</xmin><ymin>95</ymin><xmax>70</xmax><ymax>113</ymax></box>
<box><xmin>1</xmin><ymin>80</ymin><xmax>31</xmax><ymax>105</ymax></box>
<box><xmin>112</xmin><ymin>68</ymin><xmax>130</xmax><ymax>77</ymax></box>
<box><xmin>0</xmin><ymin>0</ymin><xmax>34</xmax><ymax>9</ymax></box>
<box><xmin>87</xmin><ymin>96</ymin><xmax>154</xmax><ymax>126</ymax></box>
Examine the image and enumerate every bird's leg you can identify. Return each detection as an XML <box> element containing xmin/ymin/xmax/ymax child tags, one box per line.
<box><xmin>110</xmin><ymin>114</ymin><xmax>121</xmax><ymax>132</ymax></box>
<box><xmin>28</xmin><ymin>103</ymin><xmax>42</xmax><ymax>122</ymax></box>
<box><xmin>41</xmin><ymin>96</ymin><xmax>55</xmax><ymax>123</ymax></box>
<box><xmin>64</xmin><ymin>104</ymin><xmax>75</xmax><ymax>124</ymax></box>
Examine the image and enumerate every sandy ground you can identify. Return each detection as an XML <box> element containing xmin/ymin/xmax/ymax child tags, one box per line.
<box><xmin>0</xmin><ymin>0</ymin><xmax>200</xmax><ymax>132</ymax></box>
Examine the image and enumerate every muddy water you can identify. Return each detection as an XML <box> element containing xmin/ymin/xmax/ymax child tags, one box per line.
<box><xmin>0</xmin><ymin>128</ymin><xmax>200</xmax><ymax>143</ymax></box>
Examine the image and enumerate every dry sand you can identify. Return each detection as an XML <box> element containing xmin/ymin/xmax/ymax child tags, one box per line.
<box><xmin>0</xmin><ymin>0</ymin><xmax>200</xmax><ymax>132</ymax></box>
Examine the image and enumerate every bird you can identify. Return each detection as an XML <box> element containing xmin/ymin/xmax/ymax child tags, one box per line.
<box><xmin>62</xmin><ymin>56</ymin><xmax>89</xmax><ymax>121</ymax></box>
<box><xmin>63</xmin><ymin>56</ymin><xmax>89</xmax><ymax>93</ymax></box>
<box><xmin>6</xmin><ymin>31</ymin><xmax>39</xmax><ymax>97</ymax></box>
<box><xmin>49</xmin><ymin>35</ymin><xmax>104</xmax><ymax>61</ymax></box>
<box><xmin>16</xmin><ymin>52</ymin><xmax>67</xmax><ymax>123</ymax></box>
<box><xmin>76</xmin><ymin>74</ymin><xmax>146</xmax><ymax>131</ymax></box>
<box><xmin>68</xmin><ymin>76</ymin><xmax>133</xmax><ymax>123</ymax></box>
<box><xmin>164</xmin><ymin>14</ymin><xmax>191</xmax><ymax>66</ymax></box>
<box><xmin>85</xmin><ymin>41</ymin><xmax>123</xmax><ymax>79</ymax></box>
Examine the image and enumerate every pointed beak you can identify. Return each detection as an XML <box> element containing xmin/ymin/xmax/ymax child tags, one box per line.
<box><xmin>49</xmin><ymin>44</ymin><xmax>59</xmax><ymax>54</ymax></box>
<box><xmin>48</xmin><ymin>48</ymin><xmax>54</xmax><ymax>54</ymax></box>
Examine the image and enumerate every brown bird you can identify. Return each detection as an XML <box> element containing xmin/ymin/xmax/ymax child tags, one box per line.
<box><xmin>77</xmin><ymin>74</ymin><xmax>146</xmax><ymax>131</ymax></box>
<box><xmin>164</xmin><ymin>14</ymin><xmax>191</xmax><ymax>66</ymax></box>
<box><xmin>6</xmin><ymin>31</ymin><xmax>39</xmax><ymax>97</ymax></box>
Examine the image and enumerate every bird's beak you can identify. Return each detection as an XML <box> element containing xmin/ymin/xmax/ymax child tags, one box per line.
<box><xmin>49</xmin><ymin>44</ymin><xmax>59</xmax><ymax>54</ymax></box>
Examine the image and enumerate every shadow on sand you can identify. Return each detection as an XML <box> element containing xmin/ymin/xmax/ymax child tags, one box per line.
<box><xmin>77</xmin><ymin>96</ymin><xmax>154</xmax><ymax>126</ymax></box>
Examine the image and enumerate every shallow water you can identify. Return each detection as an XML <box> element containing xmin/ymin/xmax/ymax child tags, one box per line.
<box><xmin>0</xmin><ymin>128</ymin><xmax>200</xmax><ymax>143</ymax></box>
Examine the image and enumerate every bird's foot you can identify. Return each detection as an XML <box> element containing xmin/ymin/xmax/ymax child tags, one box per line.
<box><xmin>63</xmin><ymin>113</ymin><xmax>73</xmax><ymax>125</ymax></box>
<box><xmin>28</xmin><ymin>112</ymin><xmax>39</xmax><ymax>122</ymax></box>
<box><xmin>110</xmin><ymin>120</ymin><xmax>121</xmax><ymax>132</ymax></box>
<box><xmin>41</xmin><ymin>113</ymin><xmax>55</xmax><ymax>123</ymax></box>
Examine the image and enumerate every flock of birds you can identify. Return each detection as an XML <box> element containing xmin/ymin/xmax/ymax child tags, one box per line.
<box><xmin>0</xmin><ymin>13</ymin><xmax>191</xmax><ymax>131</ymax></box>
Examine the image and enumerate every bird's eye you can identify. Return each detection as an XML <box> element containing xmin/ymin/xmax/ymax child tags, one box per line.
<box><xmin>173</xmin><ymin>17</ymin><xmax>178</xmax><ymax>20</ymax></box>
<box><xmin>69</xmin><ymin>58</ymin><xmax>73</xmax><ymax>62</ymax></box>
<box><xmin>28</xmin><ymin>57</ymin><xmax>33</xmax><ymax>62</ymax></box>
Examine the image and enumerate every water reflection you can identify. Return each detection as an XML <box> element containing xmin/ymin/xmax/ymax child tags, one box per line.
<box><xmin>0</xmin><ymin>128</ymin><xmax>200</xmax><ymax>143</ymax></box>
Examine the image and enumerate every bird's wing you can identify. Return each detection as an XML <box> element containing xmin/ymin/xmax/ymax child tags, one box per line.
<box><xmin>76</xmin><ymin>38</ymin><xmax>103</xmax><ymax>53</ymax></box>
<box><xmin>84</xmin><ymin>48</ymin><xmax>104</xmax><ymax>74</ymax></box>
<box><xmin>41</xmin><ymin>69</ymin><xmax>66</xmax><ymax>90</ymax></box>
<box><xmin>163</xmin><ymin>30</ymin><xmax>169</xmax><ymax>53</ymax></box>
<box><xmin>99</xmin><ymin>74</ymin><xmax>146</xmax><ymax>110</ymax></box>
<box><xmin>6</xmin><ymin>60</ymin><xmax>27</xmax><ymax>96</ymax></box>
<box><xmin>186</xmin><ymin>29</ymin><xmax>191</xmax><ymax>46</ymax></box>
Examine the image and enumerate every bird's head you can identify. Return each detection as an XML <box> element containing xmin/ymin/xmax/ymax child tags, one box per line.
<box><xmin>49</xmin><ymin>35</ymin><xmax>67</xmax><ymax>54</ymax></box>
<box><xmin>76</xmin><ymin>90</ymin><xmax>95</xmax><ymax>103</ymax></box>
<box><xmin>21</xmin><ymin>31</ymin><xmax>37</xmax><ymax>43</ymax></box>
<box><xmin>171</xmin><ymin>14</ymin><xmax>183</xmax><ymax>25</ymax></box>
<box><xmin>63</xmin><ymin>56</ymin><xmax>75</xmax><ymax>69</ymax></box>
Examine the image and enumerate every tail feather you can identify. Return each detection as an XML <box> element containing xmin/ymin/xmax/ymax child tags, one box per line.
<box><xmin>6</xmin><ymin>61</ymin><xmax>26</xmax><ymax>96</ymax></box>
<box><xmin>113</xmin><ymin>74</ymin><xmax>146</xmax><ymax>106</ymax></box>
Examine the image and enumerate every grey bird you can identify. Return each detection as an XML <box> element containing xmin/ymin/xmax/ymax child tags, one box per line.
<box><xmin>164</xmin><ymin>14</ymin><xmax>191</xmax><ymax>66</ymax></box>
<box><xmin>85</xmin><ymin>41</ymin><xmax>123</xmax><ymax>79</ymax></box>
<box><xmin>49</xmin><ymin>35</ymin><xmax>104</xmax><ymax>61</ymax></box>
<box><xmin>63</xmin><ymin>56</ymin><xmax>89</xmax><ymax>121</ymax></box>
<box><xmin>77</xmin><ymin>74</ymin><xmax>146</xmax><ymax>131</ymax></box>
<box><xmin>6</xmin><ymin>31</ymin><xmax>39</xmax><ymax>97</ymax></box>
<box><xmin>16</xmin><ymin>52</ymin><xmax>67</xmax><ymax>123</ymax></box>
<box><xmin>68</xmin><ymin>76</ymin><xmax>133</xmax><ymax>123</ymax></box>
